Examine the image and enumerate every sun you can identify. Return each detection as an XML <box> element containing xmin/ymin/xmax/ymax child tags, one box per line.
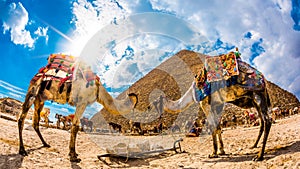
<box><xmin>64</xmin><ymin>36</ymin><xmax>89</xmax><ymax>57</ymax></box>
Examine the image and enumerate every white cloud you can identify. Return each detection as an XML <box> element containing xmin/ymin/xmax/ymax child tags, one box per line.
<box><xmin>146</xmin><ymin>0</ymin><xmax>300</xmax><ymax>99</ymax></box>
<box><xmin>0</xmin><ymin>80</ymin><xmax>26</xmax><ymax>99</ymax></box>
<box><xmin>34</xmin><ymin>27</ymin><xmax>49</xmax><ymax>44</ymax></box>
<box><xmin>2</xmin><ymin>2</ymin><xmax>34</xmax><ymax>48</ymax></box>
<box><xmin>70</xmin><ymin>0</ymin><xmax>300</xmax><ymax>100</ymax></box>
<box><xmin>69</xmin><ymin>0</ymin><xmax>128</xmax><ymax>55</ymax></box>
<box><xmin>1</xmin><ymin>2</ymin><xmax>49</xmax><ymax>48</ymax></box>
<box><xmin>98</xmin><ymin>33</ymin><xmax>184</xmax><ymax>88</ymax></box>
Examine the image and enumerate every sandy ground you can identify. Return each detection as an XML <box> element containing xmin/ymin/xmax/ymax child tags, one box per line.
<box><xmin>0</xmin><ymin>112</ymin><xmax>299</xmax><ymax>169</ymax></box>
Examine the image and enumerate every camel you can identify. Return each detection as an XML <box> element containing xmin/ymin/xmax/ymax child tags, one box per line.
<box><xmin>40</xmin><ymin>107</ymin><xmax>50</xmax><ymax>127</ymax></box>
<box><xmin>154</xmin><ymin>51</ymin><xmax>272</xmax><ymax>161</ymax></box>
<box><xmin>55</xmin><ymin>113</ymin><xmax>74</xmax><ymax>130</ymax></box>
<box><xmin>80</xmin><ymin>117</ymin><xmax>93</xmax><ymax>132</ymax></box>
<box><xmin>55</xmin><ymin>113</ymin><xmax>63</xmax><ymax>129</ymax></box>
<box><xmin>108</xmin><ymin>122</ymin><xmax>122</xmax><ymax>133</ymax></box>
<box><xmin>18</xmin><ymin>53</ymin><xmax>138</xmax><ymax>162</ymax></box>
<box><xmin>129</xmin><ymin>120</ymin><xmax>143</xmax><ymax>134</ymax></box>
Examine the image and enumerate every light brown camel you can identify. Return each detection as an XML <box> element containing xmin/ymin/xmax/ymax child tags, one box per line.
<box><xmin>18</xmin><ymin>54</ymin><xmax>138</xmax><ymax>162</ymax></box>
<box><xmin>55</xmin><ymin>113</ymin><xmax>74</xmax><ymax>130</ymax></box>
<box><xmin>155</xmin><ymin>51</ymin><xmax>272</xmax><ymax>161</ymax></box>
<box><xmin>40</xmin><ymin>107</ymin><xmax>50</xmax><ymax>127</ymax></box>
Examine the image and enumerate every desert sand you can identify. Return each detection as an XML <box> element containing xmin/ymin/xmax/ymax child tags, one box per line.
<box><xmin>0</xmin><ymin>111</ymin><xmax>299</xmax><ymax>169</ymax></box>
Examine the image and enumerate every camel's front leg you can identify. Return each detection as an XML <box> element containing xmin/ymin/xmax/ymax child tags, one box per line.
<box><xmin>216</xmin><ymin>126</ymin><xmax>225</xmax><ymax>155</ymax></box>
<box><xmin>18</xmin><ymin>110</ymin><xmax>29</xmax><ymax>156</ymax></box>
<box><xmin>69</xmin><ymin>124</ymin><xmax>80</xmax><ymax>162</ymax></box>
<box><xmin>19</xmin><ymin>95</ymin><xmax>35</xmax><ymax>156</ymax></box>
<box><xmin>69</xmin><ymin>104</ymin><xmax>87</xmax><ymax>162</ymax></box>
<box><xmin>209</xmin><ymin>129</ymin><xmax>219</xmax><ymax>158</ymax></box>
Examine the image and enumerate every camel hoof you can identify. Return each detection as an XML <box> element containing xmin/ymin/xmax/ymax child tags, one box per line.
<box><xmin>252</xmin><ymin>155</ymin><xmax>263</xmax><ymax>161</ymax></box>
<box><xmin>19</xmin><ymin>149</ymin><xmax>28</xmax><ymax>156</ymax></box>
<box><xmin>250</xmin><ymin>145</ymin><xmax>258</xmax><ymax>149</ymax></box>
<box><xmin>208</xmin><ymin>153</ymin><xmax>218</xmax><ymax>158</ymax></box>
<box><xmin>69</xmin><ymin>152</ymin><xmax>79</xmax><ymax>157</ymax></box>
<box><xmin>43</xmin><ymin>143</ymin><xmax>51</xmax><ymax>148</ymax></box>
<box><xmin>70</xmin><ymin>156</ymin><xmax>81</xmax><ymax>163</ymax></box>
<box><xmin>218</xmin><ymin>150</ymin><xmax>226</xmax><ymax>155</ymax></box>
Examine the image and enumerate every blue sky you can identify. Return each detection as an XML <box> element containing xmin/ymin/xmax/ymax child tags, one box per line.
<box><xmin>0</xmin><ymin>0</ymin><xmax>299</xmax><ymax>121</ymax></box>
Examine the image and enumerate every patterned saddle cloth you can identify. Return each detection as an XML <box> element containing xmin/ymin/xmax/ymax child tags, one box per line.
<box><xmin>193</xmin><ymin>50</ymin><xmax>265</xmax><ymax>102</ymax></box>
<box><xmin>205</xmin><ymin>51</ymin><xmax>239</xmax><ymax>82</ymax></box>
<box><xmin>30</xmin><ymin>54</ymin><xmax>99</xmax><ymax>88</ymax></box>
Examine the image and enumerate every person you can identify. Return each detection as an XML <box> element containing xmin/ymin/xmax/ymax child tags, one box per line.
<box><xmin>186</xmin><ymin>118</ymin><xmax>202</xmax><ymax>137</ymax></box>
<box><xmin>193</xmin><ymin>119</ymin><xmax>198</xmax><ymax>127</ymax></box>
<box><xmin>186</xmin><ymin>126</ymin><xmax>202</xmax><ymax>137</ymax></box>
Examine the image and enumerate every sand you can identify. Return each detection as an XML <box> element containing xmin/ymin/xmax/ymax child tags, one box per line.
<box><xmin>0</xmin><ymin>112</ymin><xmax>299</xmax><ymax>169</ymax></box>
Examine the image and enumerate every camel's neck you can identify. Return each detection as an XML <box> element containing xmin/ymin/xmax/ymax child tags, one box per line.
<box><xmin>163</xmin><ymin>85</ymin><xmax>195</xmax><ymax>113</ymax></box>
<box><xmin>97</xmin><ymin>84</ymin><xmax>133</xmax><ymax>115</ymax></box>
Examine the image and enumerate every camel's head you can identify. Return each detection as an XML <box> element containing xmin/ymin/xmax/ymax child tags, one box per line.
<box><xmin>128</xmin><ymin>93</ymin><xmax>138</xmax><ymax>109</ymax></box>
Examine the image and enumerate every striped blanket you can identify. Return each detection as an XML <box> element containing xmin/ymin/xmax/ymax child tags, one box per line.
<box><xmin>30</xmin><ymin>54</ymin><xmax>99</xmax><ymax>88</ymax></box>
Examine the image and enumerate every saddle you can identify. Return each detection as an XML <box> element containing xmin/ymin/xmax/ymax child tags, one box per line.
<box><xmin>195</xmin><ymin>49</ymin><xmax>254</xmax><ymax>86</ymax></box>
<box><xmin>205</xmin><ymin>51</ymin><xmax>239</xmax><ymax>82</ymax></box>
<box><xmin>30</xmin><ymin>54</ymin><xmax>99</xmax><ymax>92</ymax></box>
<box><xmin>193</xmin><ymin>49</ymin><xmax>264</xmax><ymax>102</ymax></box>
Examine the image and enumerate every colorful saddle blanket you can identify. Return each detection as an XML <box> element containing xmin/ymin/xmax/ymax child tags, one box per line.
<box><xmin>205</xmin><ymin>51</ymin><xmax>239</xmax><ymax>82</ymax></box>
<box><xmin>30</xmin><ymin>54</ymin><xmax>99</xmax><ymax>87</ymax></box>
<box><xmin>193</xmin><ymin>52</ymin><xmax>266</xmax><ymax>102</ymax></box>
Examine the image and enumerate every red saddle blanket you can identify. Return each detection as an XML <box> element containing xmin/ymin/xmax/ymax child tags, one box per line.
<box><xmin>30</xmin><ymin>54</ymin><xmax>99</xmax><ymax>86</ymax></box>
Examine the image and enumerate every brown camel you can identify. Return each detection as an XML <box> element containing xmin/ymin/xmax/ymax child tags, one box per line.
<box><xmin>18</xmin><ymin>53</ymin><xmax>138</xmax><ymax>162</ymax></box>
<box><xmin>55</xmin><ymin>113</ymin><xmax>74</xmax><ymax>130</ymax></box>
<box><xmin>108</xmin><ymin>122</ymin><xmax>122</xmax><ymax>133</ymax></box>
<box><xmin>80</xmin><ymin>117</ymin><xmax>93</xmax><ymax>132</ymax></box>
<box><xmin>40</xmin><ymin>107</ymin><xmax>50</xmax><ymax>127</ymax></box>
<box><xmin>155</xmin><ymin>50</ymin><xmax>272</xmax><ymax>161</ymax></box>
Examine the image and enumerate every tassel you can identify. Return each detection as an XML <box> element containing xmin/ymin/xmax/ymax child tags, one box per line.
<box><xmin>59</xmin><ymin>83</ymin><xmax>64</xmax><ymax>94</ymax></box>
<box><xmin>46</xmin><ymin>80</ymin><xmax>52</xmax><ymax>90</ymax></box>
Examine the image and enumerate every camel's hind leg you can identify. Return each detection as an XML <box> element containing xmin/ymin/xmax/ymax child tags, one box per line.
<box><xmin>18</xmin><ymin>96</ymin><xmax>35</xmax><ymax>156</ymax></box>
<box><xmin>32</xmin><ymin>98</ymin><xmax>50</xmax><ymax>147</ymax></box>
<box><xmin>252</xmin><ymin>92</ymin><xmax>272</xmax><ymax>161</ymax></box>
<box><xmin>251</xmin><ymin>112</ymin><xmax>264</xmax><ymax>148</ymax></box>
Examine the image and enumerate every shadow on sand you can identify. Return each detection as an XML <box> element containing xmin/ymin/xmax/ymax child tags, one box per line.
<box><xmin>203</xmin><ymin>140</ymin><xmax>300</xmax><ymax>163</ymax></box>
<box><xmin>0</xmin><ymin>146</ymin><xmax>47</xmax><ymax>169</ymax></box>
<box><xmin>98</xmin><ymin>151</ymin><xmax>186</xmax><ymax>168</ymax></box>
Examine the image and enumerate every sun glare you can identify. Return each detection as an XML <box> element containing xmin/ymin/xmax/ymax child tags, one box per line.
<box><xmin>65</xmin><ymin>37</ymin><xmax>86</xmax><ymax>57</ymax></box>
